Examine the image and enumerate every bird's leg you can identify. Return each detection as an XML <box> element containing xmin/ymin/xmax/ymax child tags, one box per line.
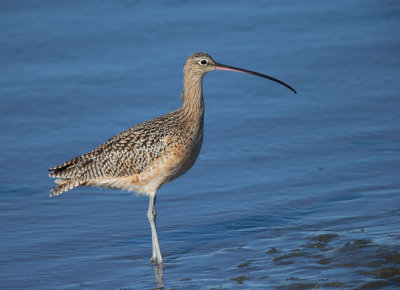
<box><xmin>147</xmin><ymin>194</ymin><xmax>163</xmax><ymax>265</ymax></box>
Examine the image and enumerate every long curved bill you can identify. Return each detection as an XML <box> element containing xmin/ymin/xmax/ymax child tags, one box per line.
<box><xmin>214</xmin><ymin>63</ymin><xmax>297</xmax><ymax>94</ymax></box>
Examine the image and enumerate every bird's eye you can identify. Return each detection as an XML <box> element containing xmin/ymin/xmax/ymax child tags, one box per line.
<box><xmin>199</xmin><ymin>59</ymin><xmax>208</xmax><ymax>66</ymax></box>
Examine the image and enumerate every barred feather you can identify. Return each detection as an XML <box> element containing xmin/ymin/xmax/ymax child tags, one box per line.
<box><xmin>48</xmin><ymin>106</ymin><xmax>203</xmax><ymax>196</ymax></box>
<box><xmin>50</xmin><ymin>179</ymin><xmax>86</xmax><ymax>197</ymax></box>
<box><xmin>49</xmin><ymin>52</ymin><xmax>210</xmax><ymax>197</ymax></box>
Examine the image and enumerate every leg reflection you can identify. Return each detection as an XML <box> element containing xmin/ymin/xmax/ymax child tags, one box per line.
<box><xmin>153</xmin><ymin>263</ymin><xmax>164</xmax><ymax>289</ymax></box>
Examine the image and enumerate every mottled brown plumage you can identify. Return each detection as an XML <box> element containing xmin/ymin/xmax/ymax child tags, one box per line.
<box><xmin>48</xmin><ymin>52</ymin><xmax>296</xmax><ymax>266</ymax></box>
<box><xmin>49</xmin><ymin>53</ymin><xmax>208</xmax><ymax>197</ymax></box>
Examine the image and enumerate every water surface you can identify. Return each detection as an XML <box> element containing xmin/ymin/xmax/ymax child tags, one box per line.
<box><xmin>1</xmin><ymin>0</ymin><xmax>399</xmax><ymax>288</ymax></box>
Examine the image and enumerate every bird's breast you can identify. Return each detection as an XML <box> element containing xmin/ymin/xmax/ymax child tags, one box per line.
<box><xmin>125</xmin><ymin>119</ymin><xmax>204</xmax><ymax>195</ymax></box>
<box><xmin>163</xmin><ymin>122</ymin><xmax>204</xmax><ymax>183</ymax></box>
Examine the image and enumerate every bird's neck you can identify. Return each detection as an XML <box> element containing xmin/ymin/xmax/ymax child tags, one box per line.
<box><xmin>180</xmin><ymin>74</ymin><xmax>205</xmax><ymax>120</ymax></box>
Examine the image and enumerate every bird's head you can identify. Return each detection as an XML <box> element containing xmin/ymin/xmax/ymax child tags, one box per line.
<box><xmin>184</xmin><ymin>52</ymin><xmax>297</xmax><ymax>94</ymax></box>
<box><xmin>184</xmin><ymin>52</ymin><xmax>216</xmax><ymax>76</ymax></box>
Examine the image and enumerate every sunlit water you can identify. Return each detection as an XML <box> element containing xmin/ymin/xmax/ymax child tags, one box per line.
<box><xmin>1</xmin><ymin>0</ymin><xmax>399</xmax><ymax>288</ymax></box>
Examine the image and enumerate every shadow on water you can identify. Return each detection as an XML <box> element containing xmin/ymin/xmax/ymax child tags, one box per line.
<box><xmin>238</xmin><ymin>233</ymin><xmax>400</xmax><ymax>289</ymax></box>
<box><xmin>148</xmin><ymin>230</ymin><xmax>400</xmax><ymax>289</ymax></box>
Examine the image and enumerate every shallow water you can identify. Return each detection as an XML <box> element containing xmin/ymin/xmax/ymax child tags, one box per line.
<box><xmin>1</xmin><ymin>0</ymin><xmax>400</xmax><ymax>288</ymax></box>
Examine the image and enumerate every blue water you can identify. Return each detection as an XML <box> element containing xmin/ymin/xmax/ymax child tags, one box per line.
<box><xmin>1</xmin><ymin>0</ymin><xmax>400</xmax><ymax>288</ymax></box>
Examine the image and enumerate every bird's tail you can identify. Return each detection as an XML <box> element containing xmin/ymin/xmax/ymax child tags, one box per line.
<box><xmin>50</xmin><ymin>179</ymin><xmax>85</xmax><ymax>197</ymax></box>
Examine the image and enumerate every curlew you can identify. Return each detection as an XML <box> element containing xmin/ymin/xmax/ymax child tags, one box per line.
<box><xmin>48</xmin><ymin>52</ymin><xmax>296</xmax><ymax>265</ymax></box>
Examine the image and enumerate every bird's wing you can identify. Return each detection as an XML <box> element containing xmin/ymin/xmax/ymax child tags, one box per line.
<box><xmin>48</xmin><ymin>117</ymin><xmax>169</xmax><ymax>180</ymax></box>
